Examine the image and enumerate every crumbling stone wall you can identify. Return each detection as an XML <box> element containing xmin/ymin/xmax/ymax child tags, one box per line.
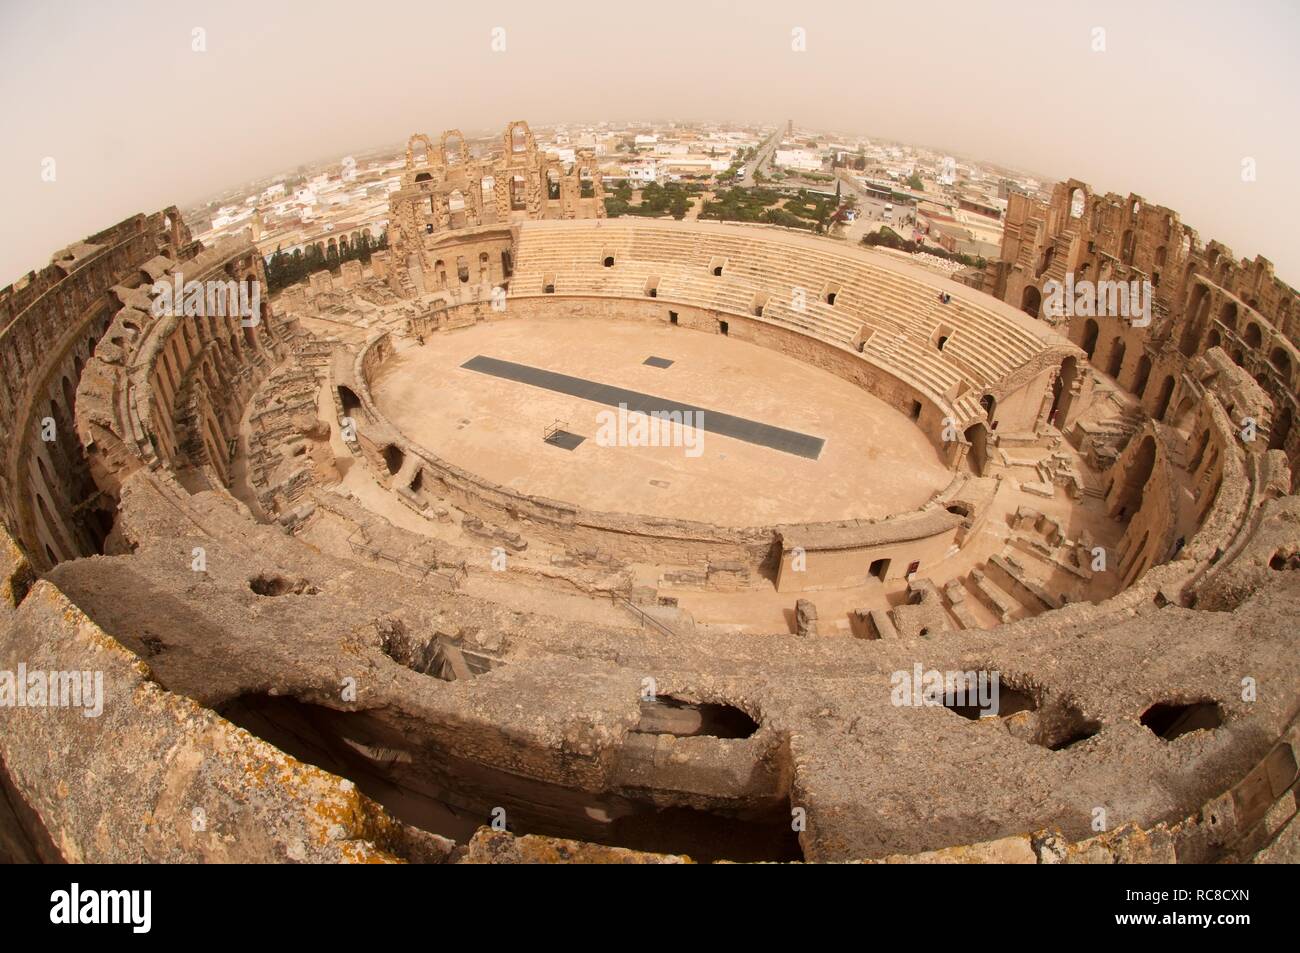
<box><xmin>388</xmin><ymin>121</ymin><xmax>605</xmax><ymax>297</ymax></box>
<box><xmin>0</xmin><ymin>209</ymin><xmax>191</xmax><ymax>570</ymax></box>
<box><xmin>987</xmin><ymin>179</ymin><xmax>1300</xmax><ymax>481</ymax></box>
<box><xmin>1</xmin><ymin>191</ymin><xmax>1298</xmax><ymax>865</ymax></box>
<box><xmin>76</xmin><ymin>233</ymin><xmax>285</xmax><ymax>508</ymax></box>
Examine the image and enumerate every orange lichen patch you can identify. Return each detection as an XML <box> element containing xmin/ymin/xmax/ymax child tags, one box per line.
<box><xmin>460</xmin><ymin>828</ymin><xmax>692</xmax><ymax>864</ymax></box>
<box><xmin>0</xmin><ymin>528</ymin><xmax>34</xmax><ymax>609</ymax></box>
<box><xmin>337</xmin><ymin>839</ymin><xmax>401</xmax><ymax>864</ymax></box>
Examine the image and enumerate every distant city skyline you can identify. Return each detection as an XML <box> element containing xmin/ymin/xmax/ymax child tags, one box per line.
<box><xmin>2</xmin><ymin>0</ymin><xmax>1297</xmax><ymax>283</ymax></box>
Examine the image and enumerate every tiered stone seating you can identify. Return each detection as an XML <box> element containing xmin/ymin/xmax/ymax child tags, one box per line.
<box><xmin>509</xmin><ymin>219</ymin><xmax>1056</xmax><ymax>423</ymax></box>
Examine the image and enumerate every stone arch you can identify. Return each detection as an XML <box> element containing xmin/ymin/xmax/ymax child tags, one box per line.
<box><xmin>1152</xmin><ymin>375</ymin><xmax>1176</xmax><ymax>420</ymax></box>
<box><xmin>35</xmin><ymin>492</ymin><xmax>64</xmax><ymax>563</ymax></box>
<box><xmin>382</xmin><ymin>444</ymin><xmax>405</xmax><ymax>476</ymax></box>
<box><xmin>1220</xmin><ymin>299</ymin><xmax>1239</xmax><ymax>332</ymax></box>
<box><xmin>61</xmin><ymin>374</ymin><xmax>76</xmax><ymax>419</ymax></box>
<box><xmin>406</xmin><ymin>134</ymin><xmax>436</xmax><ymax>169</ymax></box>
<box><xmin>337</xmin><ymin>385</ymin><xmax>362</xmax><ymax>418</ymax></box>
<box><xmin>1269</xmin><ymin>404</ymin><xmax>1293</xmax><ymax>451</ymax></box>
<box><xmin>1270</xmin><ymin>346</ymin><xmax>1291</xmax><ymax>378</ymax></box>
<box><xmin>1133</xmin><ymin>353</ymin><xmax>1152</xmax><ymax>397</ymax></box>
<box><xmin>1080</xmin><ymin>318</ymin><xmax>1099</xmax><ymax>360</ymax></box>
<box><xmin>1069</xmin><ymin>187</ymin><xmax>1086</xmax><ymax>219</ymax></box>
<box><xmin>1244</xmin><ymin>323</ymin><xmax>1262</xmax><ymax>348</ymax></box>
<box><xmin>1106</xmin><ymin>337</ymin><xmax>1126</xmax><ymax>379</ymax></box>
<box><xmin>576</xmin><ymin>162</ymin><xmax>599</xmax><ymax>199</ymax></box>
<box><xmin>1180</xmin><ymin>282</ymin><xmax>1211</xmax><ymax>356</ymax></box>
<box><xmin>1188</xmin><ymin>425</ymin><xmax>1212</xmax><ymax>472</ymax></box>
<box><xmin>1110</xmin><ymin>434</ymin><xmax>1156</xmax><ymax>519</ymax></box>
<box><xmin>1049</xmin><ymin>355</ymin><xmax>1079</xmax><ymax>425</ymax></box>
<box><xmin>964</xmin><ymin>423</ymin><xmax>989</xmax><ymax>475</ymax></box>
<box><xmin>1036</xmin><ymin>245</ymin><xmax>1055</xmax><ymax>278</ymax></box>
<box><xmin>504</xmin><ymin>120</ymin><xmax>535</xmax><ymax>156</ymax></box>
<box><xmin>1021</xmin><ymin>284</ymin><xmax>1042</xmax><ymax>318</ymax></box>
<box><xmin>1171</xmin><ymin>393</ymin><xmax>1198</xmax><ymax>433</ymax></box>
<box><xmin>440</xmin><ymin>129</ymin><xmax>468</xmax><ymax>167</ymax></box>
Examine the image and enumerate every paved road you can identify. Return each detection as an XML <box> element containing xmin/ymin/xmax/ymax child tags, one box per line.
<box><xmin>737</xmin><ymin>131</ymin><xmax>779</xmax><ymax>188</ymax></box>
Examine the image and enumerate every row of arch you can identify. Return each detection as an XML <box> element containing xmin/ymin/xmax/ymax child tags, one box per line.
<box><xmin>1180</xmin><ymin>281</ymin><xmax>1295</xmax><ymax>383</ymax></box>
<box><xmin>292</xmin><ymin>225</ymin><xmax>379</xmax><ymax>261</ymax></box>
<box><xmin>405</xmin><ymin>122</ymin><xmax>541</xmax><ymax>172</ymax></box>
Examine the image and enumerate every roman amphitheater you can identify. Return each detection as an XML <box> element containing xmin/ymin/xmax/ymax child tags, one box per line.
<box><xmin>0</xmin><ymin>120</ymin><xmax>1296</xmax><ymax>864</ymax></box>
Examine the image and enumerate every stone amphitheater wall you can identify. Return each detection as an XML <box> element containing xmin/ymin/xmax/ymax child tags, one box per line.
<box><xmin>0</xmin><ymin>209</ymin><xmax>194</xmax><ymax>570</ymax></box>
<box><xmin>75</xmin><ymin>236</ymin><xmax>285</xmax><ymax>516</ymax></box>
<box><xmin>988</xmin><ymin>180</ymin><xmax>1300</xmax><ymax>480</ymax></box>
<box><xmin>2</xmin><ymin>189</ymin><xmax>1298</xmax><ymax>863</ymax></box>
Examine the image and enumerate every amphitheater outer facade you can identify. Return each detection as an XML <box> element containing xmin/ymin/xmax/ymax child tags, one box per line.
<box><xmin>0</xmin><ymin>123</ymin><xmax>1296</xmax><ymax>864</ymax></box>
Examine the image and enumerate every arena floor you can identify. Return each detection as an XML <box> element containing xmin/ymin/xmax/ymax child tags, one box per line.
<box><xmin>369</xmin><ymin>316</ymin><xmax>952</xmax><ymax>526</ymax></box>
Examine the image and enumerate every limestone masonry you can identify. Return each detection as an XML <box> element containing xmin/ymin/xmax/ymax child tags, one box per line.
<box><xmin>0</xmin><ymin>122</ymin><xmax>1296</xmax><ymax>865</ymax></box>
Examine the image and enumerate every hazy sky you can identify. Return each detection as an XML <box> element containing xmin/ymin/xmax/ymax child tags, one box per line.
<box><xmin>2</xmin><ymin>0</ymin><xmax>1297</xmax><ymax>284</ymax></box>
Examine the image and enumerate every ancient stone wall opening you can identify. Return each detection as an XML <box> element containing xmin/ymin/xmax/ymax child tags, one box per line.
<box><xmin>249</xmin><ymin>573</ymin><xmax>318</xmax><ymax>597</ymax></box>
<box><xmin>635</xmin><ymin>697</ymin><xmax>759</xmax><ymax>739</ymax></box>
<box><xmin>382</xmin><ymin>444</ymin><xmax>405</xmax><ymax>476</ymax></box>
<box><xmin>216</xmin><ymin>693</ymin><xmax>800</xmax><ymax>863</ymax></box>
<box><xmin>1140</xmin><ymin>700</ymin><xmax>1224</xmax><ymax>741</ymax></box>
<box><xmin>944</xmin><ymin>680</ymin><xmax>1101</xmax><ymax>751</ymax></box>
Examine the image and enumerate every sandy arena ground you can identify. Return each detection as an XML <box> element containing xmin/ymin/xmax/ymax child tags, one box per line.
<box><xmin>370</xmin><ymin>315</ymin><xmax>951</xmax><ymax>526</ymax></box>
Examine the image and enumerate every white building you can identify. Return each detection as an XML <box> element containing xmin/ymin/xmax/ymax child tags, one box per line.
<box><xmin>627</xmin><ymin>160</ymin><xmax>660</xmax><ymax>185</ymax></box>
<box><xmin>774</xmin><ymin>148</ymin><xmax>824</xmax><ymax>173</ymax></box>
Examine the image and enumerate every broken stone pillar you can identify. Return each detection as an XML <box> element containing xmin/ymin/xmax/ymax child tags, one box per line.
<box><xmin>309</xmin><ymin>271</ymin><xmax>333</xmax><ymax>298</ymax></box>
<box><xmin>339</xmin><ymin>259</ymin><xmax>363</xmax><ymax>289</ymax></box>
<box><xmin>795</xmin><ymin>599</ymin><xmax>818</xmax><ymax>637</ymax></box>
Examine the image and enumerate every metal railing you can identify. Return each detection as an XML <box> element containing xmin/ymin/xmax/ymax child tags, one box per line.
<box><xmin>611</xmin><ymin>592</ymin><xmax>676</xmax><ymax>637</ymax></box>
